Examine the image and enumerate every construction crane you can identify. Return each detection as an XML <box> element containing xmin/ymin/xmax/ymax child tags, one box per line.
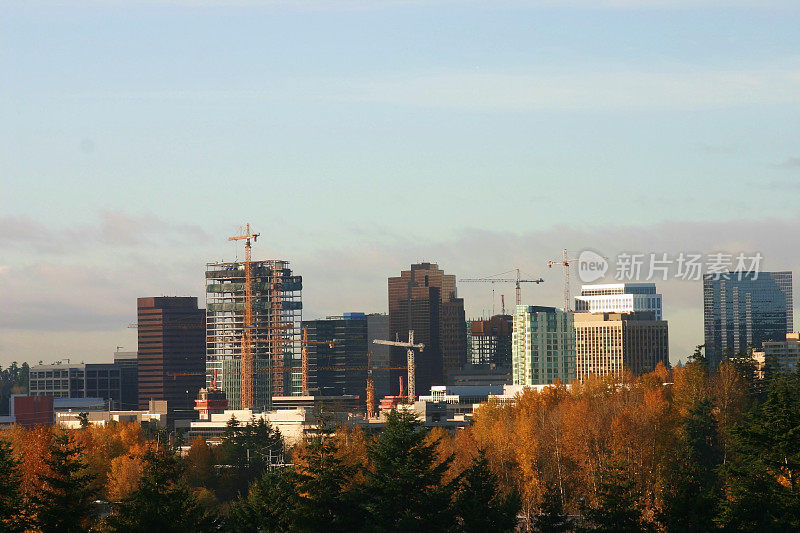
<box><xmin>547</xmin><ymin>249</ymin><xmax>580</xmax><ymax>312</ymax></box>
<box><xmin>461</xmin><ymin>268</ymin><xmax>544</xmax><ymax>307</ymax></box>
<box><xmin>228</xmin><ymin>223</ymin><xmax>260</xmax><ymax>410</ymax></box>
<box><xmin>373</xmin><ymin>330</ymin><xmax>424</xmax><ymax>401</ymax></box>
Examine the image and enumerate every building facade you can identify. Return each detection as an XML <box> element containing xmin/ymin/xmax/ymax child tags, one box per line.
<box><xmin>574</xmin><ymin>312</ymin><xmax>669</xmax><ymax>380</ymax></box>
<box><xmin>388</xmin><ymin>263</ymin><xmax>467</xmax><ymax>396</ymax></box>
<box><xmin>113</xmin><ymin>351</ymin><xmax>138</xmax><ymax>410</ymax></box>
<box><xmin>752</xmin><ymin>332</ymin><xmax>800</xmax><ymax>375</ymax></box>
<box><xmin>574</xmin><ymin>283</ymin><xmax>662</xmax><ymax>320</ymax></box>
<box><xmin>366</xmin><ymin>313</ymin><xmax>392</xmax><ymax>399</ymax></box>
<box><xmin>467</xmin><ymin>314</ymin><xmax>512</xmax><ymax>366</ymax></box>
<box><xmin>29</xmin><ymin>363</ymin><xmax>122</xmax><ymax>404</ymax></box>
<box><xmin>206</xmin><ymin>260</ymin><xmax>302</xmax><ymax>404</ymax></box>
<box><xmin>137</xmin><ymin>297</ymin><xmax>206</xmax><ymax>416</ymax></box>
<box><xmin>512</xmin><ymin>306</ymin><xmax>575</xmax><ymax>386</ymax></box>
<box><xmin>703</xmin><ymin>271</ymin><xmax>793</xmax><ymax>366</ymax></box>
<box><xmin>302</xmin><ymin>313</ymin><xmax>370</xmax><ymax>399</ymax></box>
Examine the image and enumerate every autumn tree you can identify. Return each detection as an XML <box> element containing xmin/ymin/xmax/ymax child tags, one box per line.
<box><xmin>185</xmin><ymin>435</ymin><xmax>215</xmax><ymax>489</ymax></box>
<box><xmin>31</xmin><ymin>430</ymin><xmax>98</xmax><ymax>533</ymax></box>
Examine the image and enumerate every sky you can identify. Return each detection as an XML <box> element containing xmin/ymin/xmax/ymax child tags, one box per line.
<box><xmin>1</xmin><ymin>0</ymin><xmax>799</xmax><ymax>367</ymax></box>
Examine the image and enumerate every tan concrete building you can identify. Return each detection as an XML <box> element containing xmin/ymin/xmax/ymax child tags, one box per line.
<box><xmin>752</xmin><ymin>332</ymin><xmax>800</xmax><ymax>376</ymax></box>
<box><xmin>574</xmin><ymin>312</ymin><xmax>668</xmax><ymax>380</ymax></box>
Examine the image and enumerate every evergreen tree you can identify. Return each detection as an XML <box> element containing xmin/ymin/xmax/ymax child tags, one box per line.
<box><xmin>452</xmin><ymin>452</ymin><xmax>520</xmax><ymax>533</ymax></box>
<box><xmin>718</xmin><ymin>373</ymin><xmax>800</xmax><ymax>531</ymax></box>
<box><xmin>0</xmin><ymin>440</ymin><xmax>26</xmax><ymax>533</ymax></box>
<box><xmin>227</xmin><ymin>469</ymin><xmax>299</xmax><ymax>533</ymax></box>
<box><xmin>533</xmin><ymin>482</ymin><xmax>571</xmax><ymax>533</ymax></box>
<box><xmin>363</xmin><ymin>409</ymin><xmax>456</xmax><ymax>531</ymax></box>
<box><xmin>293</xmin><ymin>429</ymin><xmax>365</xmax><ymax>532</ymax></box>
<box><xmin>659</xmin><ymin>397</ymin><xmax>722</xmax><ymax>532</ymax></box>
<box><xmin>105</xmin><ymin>449</ymin><xmax>215</xmax><ymax>532</ymax></box>
<box><xmin>220</xmin><ymin>415</ymin><xmax>284</xmax><ymax>497</ymax></box>
<box><xmin>31</xmin><ymin>430</ymin><xmax>97</xmax><ymax>533</ymax></box>
<box><xmin>586</xmin><ymin>458</ymin><xmax>645</xmax><ymax>533</ymax></box>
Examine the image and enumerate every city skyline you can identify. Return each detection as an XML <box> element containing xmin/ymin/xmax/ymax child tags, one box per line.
<box><xmin>2</xmin><ymin>0</ymin><xmax>800</xmax><ymax>366</ymax></box>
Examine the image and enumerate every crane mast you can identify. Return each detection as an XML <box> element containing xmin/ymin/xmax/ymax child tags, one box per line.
<box><xmin>373</xmin><ymin>330</ymin><xmax>424</xmax><ymax>401</ymax></box>
<box><xmin>228</xmin><ymin>223</ymin><xmax>260</xmax><ymax>410</ymax></box>
<box><xmin>547</xmin><ymin>249</ymin><xmax>579</xmax><ymax>312</ymax></box>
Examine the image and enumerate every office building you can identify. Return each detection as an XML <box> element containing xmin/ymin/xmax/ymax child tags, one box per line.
<box><xmin>29</xmin><ymin>362</ymin><xmax>122</xmax><ymax>405</ymax></box>
<box><xmin>388</xmin><ymin>263</ymin><xmax>467</xmax><ymax>396</ymax></box>
<box><xmin>703</xmin><ymin>271</ymin><xmax>793</xmax><ymax>366</ymax></box>
<box><xmin>302</xmin><ymin>313</ymin><xmax>370</xmax><ymax>399</ymax></box>
<box><xmin>137</xmin><ymin>297</ymin><xmax>206</xmax><ymax>416</ymax></box>
<box><xmin>512</xmin><ymin>306</ymin><xmax>575</xmax><ymax>386</ymax></box>
<box><xmin>574</xmin><ymin>312</ymin><xmax>668</xmax><ymax>380</ymax></box>
<box><xmin>467</xmin><ymin>314</ymin><xmax>512</xmax><ymax>366</ymax></box>
<box><xmin>206</xmin><ymin>260</ymin><xmax>302</xmax><ymax>404</ymax></box>
<box><xmin>752</xmin><ymin>332</ymin><xmax>800</xmax><ymax>375</ymax></box>
<box><xmin>113</xmin><ymin>351</ymin><xmax>138</xmax><ymax>410</ymax></box>
<box><xmin>575</xmin><ymin>283</ymin><xmax>662</xmax><ymax>320</ymax></box>
<box><xmin>366</xmin><ymin>313</ymin><xmax>392</xmax><ymax>399</ymax></box>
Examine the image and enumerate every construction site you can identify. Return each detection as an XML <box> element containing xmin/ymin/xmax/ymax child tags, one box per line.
<box><xmin>205</xmin><ymin>225</ymin><xmax>303</xmax><ymax>410</ymax></box>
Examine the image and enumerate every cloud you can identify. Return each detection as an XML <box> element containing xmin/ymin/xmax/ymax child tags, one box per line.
<box><xmin>776</xmin><ymin>157</ymin><xmax>800</xmax><ymax>168</ymax></box>
<box><xmin>336</xmin><ymin>64</ymin><xmax>800</xmax><ymax>111</ymax></box>
<box><xmin>0</xmin><ymin>211</ymin><xmax>209</xmax><ymax>253</ymax></box>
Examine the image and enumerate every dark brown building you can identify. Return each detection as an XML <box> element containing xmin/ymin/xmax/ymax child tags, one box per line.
<box><xmin>468</xmin><ymin>314</ymin><xmax>513</xmax><ymax>366</ymax></box>
<box><xmin>137</xmin><ymin>297</ymin><xmax>205</xmax><ymax>418</ymax></box>
<box><xmin>388</xmin><ymin>263</ymin><xmax>466</xmax><ymax>396</ymax></box>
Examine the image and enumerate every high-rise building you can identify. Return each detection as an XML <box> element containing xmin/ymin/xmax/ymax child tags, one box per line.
<box><xmin>302</xmin><ymin>313</ymin><xmax>370</xmax><ymax>399</ymax></box>
<box><xmin>205</xmin><ymin>260</ymin><xmax>302</xmax><ymax>406</ymax></box>
<box><xmin>512</xmin><ymin>306</ymin><xmax>575</xmax><ymax>386</ymax></box>
<box><xmin>388</xmin><ymin>263</ymin><xmax>466</xmax><ymax>396</ymax></box>
<box><xmin>137</xmin><ymin>297</ymin><xmax>205</xmax><ymax>416</ymax></box>
<box><xmin>575</xmin><ymin>283</ymin><xmax>662</xmax><ymax>320</ymax></box>
<box><xmin>467</xmin><ymin>315</ymin><xmax>512</xmax><ymax>366</ymax></box>
<box><xmin>113</xmin><ymin>351</ymin><xmax>138</xmax><ymax>410</ymax></box>
<box><xmin>29</xmin><ymin>363</ymin><xmax>122</xmax><ymax>405</ymax></box>
<box><xmin>574</xmin><ymin>311</ymin><xmax>668</xmax><ymax>380</ymax></box>
<box><xmin>703</xmin><ymin>271</ymin><xmax>793</xmax><ymax>366</ymax></box>
<box><xmin>366</xmin><ymin>313</ymin><xmax>392</xmax><ymax>399</ymax></box>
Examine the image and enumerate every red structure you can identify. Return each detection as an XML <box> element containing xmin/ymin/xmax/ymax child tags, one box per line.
<box><xmin>11</xmin><ymin>395</ymin><xmax>54</xmax><ymax>427</ymax></box>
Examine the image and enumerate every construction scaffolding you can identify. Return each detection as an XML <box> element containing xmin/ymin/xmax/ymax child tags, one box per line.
<box><xmin>205</xmin><ymin>259</ymin><xmax>302</xmax><ymax>408</ymax></box>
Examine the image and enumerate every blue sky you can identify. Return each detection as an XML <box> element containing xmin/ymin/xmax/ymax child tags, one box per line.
<box><xmin>2</xmin><ymin>0</ymin><xmax>799</xmax><ymax>366</ymax></box>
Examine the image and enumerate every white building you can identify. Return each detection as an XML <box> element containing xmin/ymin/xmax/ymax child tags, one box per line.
<box><xmin>574</xmin><ymin>283</ymin><xmax>662</xmax><ymax>320</ymax></box>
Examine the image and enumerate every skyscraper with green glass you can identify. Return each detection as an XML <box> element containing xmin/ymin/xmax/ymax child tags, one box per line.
<box><xmin>512</xmin><ymin>305</ymin><xmax>575</xmax><ymax>386</ymax></box>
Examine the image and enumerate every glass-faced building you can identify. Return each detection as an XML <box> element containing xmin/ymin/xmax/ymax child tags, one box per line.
<box><xmin>574</xmin><ymin>283</ymin><xmax>662</xmax><ymax>320</ymax></box>
<box><xmin>512</xmin><ymin>306</ymin><xmax>575</xmax><ymax>386</ymax></box>
<box><xmin>703</xmin><ymin>271</ymin><xmax>793</xmax><ymax>367</ymax></box>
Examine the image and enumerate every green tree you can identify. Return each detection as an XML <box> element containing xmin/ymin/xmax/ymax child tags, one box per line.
<box><xmin>363</xmin><ymin>409</ymin><xmax>456</xmax><ymax>531</ymax></box>
<box><xmin>220</xmin><ymin>416</ymin><xmax>284</xmax><ymax>498</ymax></box>
<box><xmin>105</xmin><ymin>449</ymin><xmax>215</xmax><ymax>532</ymax></box>
<box><xmin>226</xmin><ymin>469</ymin><xmax>299</xmax><ymax>533</ymax></box>
<box><xmin>31</xmin><ymin>430</ymin><xmax>97</xmax><ymax>533</ymax></box>
<box><xmin>717</xmin><ymin>373</ymin><xmax>800</xmax><ymax>531</ymax></box>
<box><xmin>77</xmin><ymin>412</ymin><xmax>89</xmax><ymax>429</ymax></box>
<box><xmin>452</xmin><ymin>452</ymin><xmax>520</xmax><ymax>533</ymax></box>
<box><xmin>293</xmin><ymin>429</ymin><xmax>365</xmax><ymax>532</ymax></box>
<box><xmin>532</xmin><ymin>482</ymin><xmax>571</xmax><ymax>533</ymax></box>
<box><xmin>659</xmin><ymin>397</ymin><xmax>722</xmax><ymax>532</ymax></box>
<box><xmin>0</xmin><ymin>440</ymin><xmax>26</xmax><ymax>533</ymax></box>
<box><xmin>587</xmin><ymin>458</ymin><xmax>645</xmax><ymax>533</ymax></box>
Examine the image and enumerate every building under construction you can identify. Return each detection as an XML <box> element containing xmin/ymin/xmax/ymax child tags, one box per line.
<box><xmin>205</xmin><ymin>259</ymin><xmax>302</xmax><ymax>408</ymax></box>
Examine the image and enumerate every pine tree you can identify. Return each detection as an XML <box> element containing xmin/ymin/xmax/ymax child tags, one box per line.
<box><xmin>659</xmin><ymin>397</ymin><xmax>722</xmax><ymax>532</ymax></box>
<box><xmin>227</xmin><ymin>469</ymin><xmax>299</xmax><ymax>533</ymax></box>
<box><xmin>0</xmin><ymin>440</ymin><xmax>26</xmax><ymax>533</ymax></box>
<box><xmin>452</xmin><ymin>452</ymin><xmax>520</xmax><ymax>533</ymax></box>
<box><xmin>718</xmin><ymin>373</ymin><xmax>800</xmax><ymax>531</ymax></box>
<box><xmin>533</xmin><ymin>482</ymin><xmax>571</xmax><ymax>533</ymax></box>
<box><xmin>293</xmin><ymin>430</ymin><xmax>365</xmax><ymax>532</ymax></box>
<box><xmin>104</xmin><ymin>449</ymin><xmax>215</xmax><ymax>532</ymax></box>
<box><xmin>31</xmin><ymin>430</ymin><xmax>97</xmax><ymax>533</ymax></box>
<box><xmin>587</xmin><ymin>458</ymin><xmax>645</xmax><ymax>533</ymax></box>
<box><xmin>363</xmin><ymin>409</ymin><xmax>456</xmax><ymax>531</ymax></box>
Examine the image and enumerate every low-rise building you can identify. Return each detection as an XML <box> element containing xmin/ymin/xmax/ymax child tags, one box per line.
<box><xmin>29</xmin><ymin>363</ymin><xmax>122</xmax><ymax>406</ymax></box>
<box><xmin>752</xmin><ymin>332</ymin><xmax>800</xmax><ymax>375</ymax></box>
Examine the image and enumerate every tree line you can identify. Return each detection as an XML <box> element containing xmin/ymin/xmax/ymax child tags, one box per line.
<box><xmin>1</xmin><ymin>348</ymin><xmax>799</xmax><ymax>531</ymax></box>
